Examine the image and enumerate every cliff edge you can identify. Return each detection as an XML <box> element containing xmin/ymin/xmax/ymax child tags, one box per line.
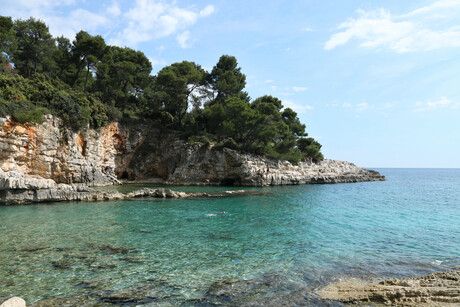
<box><xmin>0</xmin><ymin>115</ymin><xmax>384</xmax><ymax>204</ymax></box>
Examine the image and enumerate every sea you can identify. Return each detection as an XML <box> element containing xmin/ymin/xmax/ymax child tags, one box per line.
<box><xmin>0</xmin><ymin>168</ymin><xmax>459</xmax><ymax>306</ymax></box>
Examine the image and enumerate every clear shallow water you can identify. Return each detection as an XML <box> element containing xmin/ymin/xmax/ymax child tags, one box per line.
<box><xmin>1</xmin><ymin>169</ymin><xmax>459</xmax><ymax>305</ymax></box>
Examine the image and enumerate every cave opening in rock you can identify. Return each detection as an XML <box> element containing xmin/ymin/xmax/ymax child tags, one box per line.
<box><xmin>220</xmin><ymin>176</ymin><xmax>241</xmax><ymax>186</ymax></box>
<box><xmin>120</xmin><ymin>171</ymin><xmax>130</xmax><ymax>180</ymax></box>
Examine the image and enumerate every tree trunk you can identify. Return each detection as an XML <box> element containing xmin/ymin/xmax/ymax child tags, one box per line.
<box><xmin>84</xmin><ymin>62</ymin><xmax>90</xmax><ymax>92</ymax></box>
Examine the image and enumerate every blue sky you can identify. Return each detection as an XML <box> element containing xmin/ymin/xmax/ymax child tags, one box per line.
<box><xmin>2</xmin><ymin>0</ymin><xmax>460</xmax><ymax>168</ymax></box>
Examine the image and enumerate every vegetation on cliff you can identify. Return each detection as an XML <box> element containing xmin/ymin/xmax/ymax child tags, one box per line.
<box><xmin>0</xmin><ymin>16</ymin><xmax>323</xmax><ymax>163</ymax></box>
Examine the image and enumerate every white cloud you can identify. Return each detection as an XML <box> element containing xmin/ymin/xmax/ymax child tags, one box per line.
<box><xmin>413</xmin><ymin>96</ymin><xmax>457</xmax><ymax>112</ymax></box>
<box><xmin>325</xmin><ymin>1</ymin><xmax>460</xmax><ymax>52</ymax></box>
<box><xmin>342</xmin><ymin>102</ymin><xmax>352</xmax><ymax>108</ymax></box>
<box><xmin>199</xmin><ymin>5</ymin><xmax>215</xmax><ymax>17</ymax></box>
<box><xmin>292</xmin><ymin>86</ymin><xmax>308</xmax><ymax>92</ymax></box>
<box><xmin>302</xmin><ymin>27</ymin><xmax>314</xmax><ymax>32</ymax></box>
<box><xmin>283</xmin><ymin>100</ymin><xmax>314</xmax><ymax>114</ymax></box>
<box><xmin>48</xmin><ymin>9</ymin><xmax>110</xmax><ymax>39</ymax></box>
<box><xmin>4</xmin><ymin>0</ymin><xmax>215</xmax><ymax>47</ymax></box>
<box><xmin>107</xmin><ymin>1</ymin><xmax>121</xmax><ymax>17</ymax></box>
<box><xmin>402</xmin><ymin>0</ymin><xmax>460</xmax><ymax>18</ymax></box>
<box><xmin>7</xmin><ymin>0</ymin><xmax>76</xmax><ymax>10</ymax></box>
<box><xmin>2</xmin><ymin>0</ymin><xmax>103</xmax><ymax>40</ymax></box>
<box><xmin>114</xmin><ymin>0</ymin><xmax>215</xmax><ymax>47</ymax></box>
<box><xmin>177</xmin><ymin>30</ymin><xmax>191</xmax><ymax>48</ymax></box>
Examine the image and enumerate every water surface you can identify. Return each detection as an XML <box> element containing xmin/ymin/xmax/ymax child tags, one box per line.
<box><xmin>1</xmin><ymin>169</ymin><xmax>459</xmax><ymax>305</ymax></box>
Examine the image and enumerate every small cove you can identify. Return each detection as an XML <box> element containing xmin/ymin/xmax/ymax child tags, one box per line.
<box><xmin>1</xmin><ymin>168</ymin><xmax>459</xmax><ymax>305</ymax></box>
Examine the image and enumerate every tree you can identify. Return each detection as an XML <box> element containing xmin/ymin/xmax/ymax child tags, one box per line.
<box><xmin>71</xmin><ymin>30</ymin><xmax>106</xmax><ymax>91</ymax></box>
<box><xmin>154</xmin><ymin>61</ymin><xmax>207</xmax><ymax>127</ymax></box>
<box><xmin>297</xmin><ymin>137</ymin><xmax>324</xmax><ymax>162</ymax></box>
<box><xmin>209</xmin><ymin>55</ymin><xmax>247</xmax><ymax>103</ymax></box>
<box><xmin>204</xmin><ymin>97</ymin><xmax>257</xmax><ymax>146</ymax></box>
<box><xmin>282</xmin><ymin>107</ymin><xmax>307</xmax><ymax>137</ymax></box>
<box><xmin>12</xmin><ymin>17</ymin><xmax>55</xmax><ymax>77</ymax></box>
<box><xmin>53</xmin><ymin>36</ymin><xmax>75</xmax><ymax>83</ymax></box>
<box><xmin>94</xmin><ymin>46</ymin><xmax>152</xmax><ymax>118</ymax></box>
<box><xmin>0</xmin><ymin>16</ymin><xmax>16</xmax><ymax>65</ymax></box>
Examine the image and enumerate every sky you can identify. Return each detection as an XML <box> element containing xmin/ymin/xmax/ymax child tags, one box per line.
<box><xmin>2</xmin><ymin>0</ymin><xmax>460</xmax><ymax>168</ymax></box>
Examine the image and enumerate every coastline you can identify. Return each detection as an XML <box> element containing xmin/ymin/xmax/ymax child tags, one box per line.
<box><xmin>0</xmin><ymin>115</ymin><xmax>384</xmax><ymax>206</ymax></box>
<box><xmin>2</xmin><ymin>268</ymin><xmax>459</xmax><ymax>306</ymax></box>
<box><xmin>0</xmin><ymin>160</ymin><xmax>384</xmax><ymax>205</ymax></box>
<box><xmin>317</xmin><ymin>268</ymin><xmax>460</xmax><ymax>306</ymax></box>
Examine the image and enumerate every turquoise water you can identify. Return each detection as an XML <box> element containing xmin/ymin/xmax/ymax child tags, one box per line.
<box><xmin>1</xmin><ymin>169</ymin><xmax>459</xmax><ymax>305</ymax></box>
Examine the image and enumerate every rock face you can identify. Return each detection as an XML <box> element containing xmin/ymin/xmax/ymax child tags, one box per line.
<box><xmin>317</xmin><ymin>269</ymin><xmax>460</xmax><ymax>306</ymax></box>
<box><xmin>0</xmin><ymin>172</ymin><xmax>265</xmax><ymax>206</ymax></box>
<box><xmin>0</xmin><ymin>115</ymin><xmax>384</xmax><ymax>204</ymax></box>
<box><xmin>0</xmin><ymin>115</ymin><xmax>120</xmax><ymax>186</ymax></box>
<box><xmin>167</xmin><ymin>147</ymin><xmax>384</xmax><ymax>186</ymax></box>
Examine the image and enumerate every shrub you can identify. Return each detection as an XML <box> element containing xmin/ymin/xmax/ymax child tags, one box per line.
<box><xmin>12</xmin><ymin>107</ymin><xmax>48</xmax><ymax>125</ymax></box>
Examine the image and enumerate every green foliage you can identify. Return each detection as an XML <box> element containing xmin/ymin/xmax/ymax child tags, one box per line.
<box><xmin>96</xmin><ymin>46</ymin><xmax>151</xmax><ymax>95</ymax></box>
<box><xmin>71</xmin><ymin>30</ymin><xmax>107</xmax><ymax>91</ymax></box>
<box><xmin>52</xmin><ymin>36</ymin><xmax>75</xmax><ymax>83</ymax></box>
<box><xmin>0</xmin><ymin>71</ymin><xmax>96</xmax><ymax>130</ymax></box>
<box><xmin>12</xmin><ymin>17</ymin><xmax>55</xmax><ymax>77</ymax></box>
<box><xmin>12</xmin><ymin>107</ymin><xmax>48</xmax><ymax>125</ymax></box>
<box><xmin>0</xmin><ymin>16</ymin><xmax>16</xmax><ymax>65</ymax></box>
<box><xmin>154</xmin><ymin>61</ymin><xmax>207</xmax><ymax>127</ymax></box>
<box><xmin>50</xmin><ymin>91</ymin><xmax>90</xmax><ymax>130</ymax></box>
<box><xmin>297</xmin><ymin>137</ymin><xmax>324</xmax><ymax>162</ymax></box>
<box><xmin>0</xmin><ymin>15</ymin><xmax>324</xmax><ymax>164</ymax></box>
<box><xmin>209</xmin><ymin>55</ymin><xmax>247</xmax><ymax>103</ymax></box>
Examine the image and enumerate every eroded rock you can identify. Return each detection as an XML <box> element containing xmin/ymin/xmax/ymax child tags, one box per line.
<box><xmin>0</xmin><ymin>297</ymin><xmax>26</xmax><ymax>307</ymax></box>
<box><xmin>0</xmin><ymin>116</ymin><xmax>384</xmax><ymax>190</ymax></box>
<box><xmin>317</xmin><ymin>269</ymin><xmax>460</xmax><ymax>306</ymax></box>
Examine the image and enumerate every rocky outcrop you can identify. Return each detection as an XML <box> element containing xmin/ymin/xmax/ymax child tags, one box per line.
<box><xmin>167</xmin><ymin>147</ymin><xmax>384</xmax><ymax>186</ymax></box>
<box><xmin>0</xmin><ymin>169</ymin><xmax>263</xmax><ymax>205</ymax></box>
<box><xmin>317</xmin><ymin>269</ymin><xmax>460</xmax><ymax>306</ymax></box>
<box><xmin>0</xmin><ymin>297</ymin><xmax>26</xmax><ymax>307</ymax></box>
<box><xmin>0</xmin><ymin>115</ymin><xmax>384</xmax><ymax>193</ymax></box>
<box><xmin>0</xmin><ymin>115</ymin><xmax>120</xmax><ymax>186</ymax></box>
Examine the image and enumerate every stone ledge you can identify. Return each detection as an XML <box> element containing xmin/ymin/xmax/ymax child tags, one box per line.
<box><xmin>317</xmin><ymin>269</ymin><xmax>460</xmax><ymax>306</ymax></box>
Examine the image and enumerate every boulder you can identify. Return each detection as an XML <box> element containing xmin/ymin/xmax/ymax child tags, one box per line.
<box><xmin>0</xmin><ymin>297</ymin><xmax>26</xmax><ymax>307</ymax></box>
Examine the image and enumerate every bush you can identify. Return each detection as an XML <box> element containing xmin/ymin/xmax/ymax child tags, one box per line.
<box><xmin>12</xmin><ymin>107</ymin><xmax>48</xmax><ymax>125</ymax></box>
<box><xmin>0</xmin><ymin>71</ymin><xmax>112</xmax><ymax>130</ymax></box>
<box><xmin>51</xmin><ymin>91</ymin><xmax>91</xmax><ymax>130</ymax></box>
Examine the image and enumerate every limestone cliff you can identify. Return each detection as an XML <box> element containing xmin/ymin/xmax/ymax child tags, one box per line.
<box><xmin>0</xmin><ymin>115</ymin><xmax>384</xmax><ymax>198</ymax></box>
<box><xmin>0</xmin><ymin>115</ymin><xmax>119</xmax><ymax>186</ymax></box>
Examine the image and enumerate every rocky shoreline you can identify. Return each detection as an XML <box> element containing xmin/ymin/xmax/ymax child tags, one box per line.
<box><xmin>317</xmin><ymin>269</ymin><xmax>460</xmax><ymax>306</ymax></box>
<box><xmin>0</xmin><ymin>115</ymin><xmax>384</xmax><ymax>205</ymax></box>
<box><xmin>3</xmin><ymin>269</ymin><xmax>460</xmax><ymax>306</ymax></box>
<box><xmin>0</xmin><ymin>171</ymin><xmax>264</xmax><ymax>205</ymax></box>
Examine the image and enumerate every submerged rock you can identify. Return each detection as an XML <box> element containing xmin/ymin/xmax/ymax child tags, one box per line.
<box><xmin>317</xmin><ymin>269</ymin><xmax>460</xmax><ymax>306</ymax></box>
<box><xmin>201</xmin><ymin>273</ymin><xmax>340</xmax><ymax>306</ymax></box>
<box><xmin>31</xmin><ymin>278</ymin><xmax>181</xmax><ymax>307</ymax></box>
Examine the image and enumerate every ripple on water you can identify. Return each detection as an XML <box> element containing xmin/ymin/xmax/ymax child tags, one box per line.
<box><xmin>0</xmin><ymin>169</ymin><xmax>459</xmax><ymax>305</ymax></box>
